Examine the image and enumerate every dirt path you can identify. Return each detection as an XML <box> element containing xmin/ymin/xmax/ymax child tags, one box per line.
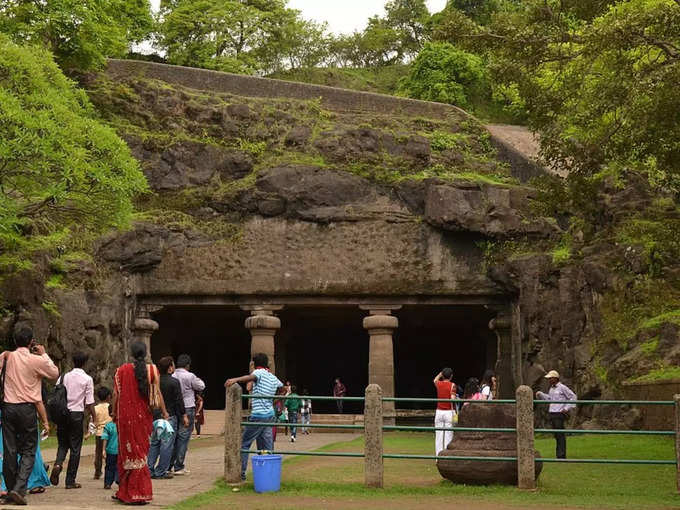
<box><xmin>486</xmin><ymin>123</ymin><xmax>569</xmax><ymax>177</ymax></box>
<box><xmin>2</xmin><ymin>433</ymin><xmax>357</xmax><ymax>509</ymax></box>
<box><xmin>486</xmin><ymin>124</ymin><xmax>540</xmax><ymax>160</ymax></box>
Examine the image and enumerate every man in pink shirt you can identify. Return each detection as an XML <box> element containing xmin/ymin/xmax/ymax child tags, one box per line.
<box><xmin>1</xmin><ymin>326</ymin><xmax>59</xmax><ymax>506</ymax></box>
<box><xmin>50</xmin><ymin>351</ymin><xmax>95</xmax><ymax>489</ymax></box>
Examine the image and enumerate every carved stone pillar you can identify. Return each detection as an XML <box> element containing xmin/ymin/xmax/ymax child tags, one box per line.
<box><xmin>133</xmin><ymin>304</ymin><xmax>162</xmax><ymax>361</ymax></box>
<box><xmin>489</xmin><ymin>307</ymin><xmax>520</xmax><ymax>399</ymax></box>
<box><xmin>242</xmin><ymin>306</ymin><xmax>283</xmax><ymax>374</ymax></box>
<box><xmin>361</xmin><ymin>306</ymin><xmax>400</xmax><ymax>425</ymax></box>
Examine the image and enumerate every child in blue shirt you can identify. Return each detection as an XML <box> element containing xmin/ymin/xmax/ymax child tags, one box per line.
<box><xmin>101</xmin><ymin>408</ymin><xmax>119</xmax><ymax>490</ymax></box>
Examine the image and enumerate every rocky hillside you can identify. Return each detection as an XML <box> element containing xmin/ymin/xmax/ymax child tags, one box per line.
<box><xmin>1</xmin><ymin>63</ymin><xmax>678</xmax><ymax>428</ymax></box>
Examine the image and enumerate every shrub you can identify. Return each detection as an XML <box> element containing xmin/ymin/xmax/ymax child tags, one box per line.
<box><xmin>398</xmin><ymin>42</ymin><xmax>488</xmax><ymax>108</ymax></box>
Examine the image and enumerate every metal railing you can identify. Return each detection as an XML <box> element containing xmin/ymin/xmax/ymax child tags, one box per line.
<box><xmin>224</xmin><ymin>385</ymin><xmax>680</xmax><ymax>491</ymax></box>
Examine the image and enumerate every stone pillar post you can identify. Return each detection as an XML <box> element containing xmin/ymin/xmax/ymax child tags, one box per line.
<box><xmin>489</xmin><ymin>307</ymin><xmax>519</xmax><ymax>399</ymax></box>
<box><xmin>361</xmin><ymin>306</ymin><xmax>400</xmax><ymax>425</ymax></box>
<box><xmin>364</xmin><ymin>384</ymin><xmax>384</xmax><ymax>488</ymax></box>
<box><xmin>675</xmin><ymin>394</ymin><xmax>680</xmax><ymax>493</ymax></box>
<box><xmin>133</xmin><ymin>304</ymin><xmax>162</xmax><ymax>361</ymax></box>
<box><xmin>224</xmin><ymin>383</ymin><xmax>243</xmax><ymax>484</ymax></box>
<box><xmin>242</xmin><ymin>306</ymin><xmax>283</xmax><ymax>374</ymax></box>
<box><xmin>516</xmin><ymin>385</ymin><xmax>536</xmax><ymax>489</ymax></box>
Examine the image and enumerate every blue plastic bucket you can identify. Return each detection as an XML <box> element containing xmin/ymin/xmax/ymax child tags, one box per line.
<box><xmin>252</xmin><ymin>454</ymin><xmax>282</xmax><ymax>493</ymax></box>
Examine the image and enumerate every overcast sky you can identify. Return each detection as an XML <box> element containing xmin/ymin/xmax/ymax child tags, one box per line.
<box><xmin>149</xmin><ymin>0</ymin><xmax>448</xmax><ymax>34</ymax></box>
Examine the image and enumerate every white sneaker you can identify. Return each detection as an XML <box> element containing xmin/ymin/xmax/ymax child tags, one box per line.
<box><xmin>291</xmin><ymin>436</ymin><xmax>296</xmax><ymax>442</ymax></box>
<box><xmin>174</xmin><ymin>469</ymin><xmax>190</xmax><ymax>475</ymax></box>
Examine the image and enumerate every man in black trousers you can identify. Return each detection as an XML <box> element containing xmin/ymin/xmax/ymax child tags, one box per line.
<box><xmin>0</xmin><ymin>327</ymin><xmax>59</xmax><ymax>505</ymax></box>
<box><xmin>51</xmin><ymin>351</ymin><xmax>95</xmax><ymax>489</ymax></box>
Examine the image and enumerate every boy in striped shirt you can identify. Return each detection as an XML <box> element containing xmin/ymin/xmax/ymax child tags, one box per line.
<box><xmin>225</xmin><ymin>353</ymin><xmax>283</xmax><ymax>481</ymax></box>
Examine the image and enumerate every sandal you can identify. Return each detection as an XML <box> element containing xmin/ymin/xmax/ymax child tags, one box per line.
<box><xmin>29</xmin><ymin>487</ymin><xmax>46</xmax><ymax>494</ymax></box>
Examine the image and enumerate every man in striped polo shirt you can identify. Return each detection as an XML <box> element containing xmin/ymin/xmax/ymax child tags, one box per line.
<box><xmin>225</xmin><ymin>353</ymin><xmax>283</xmax><ymax>481</ymax></box>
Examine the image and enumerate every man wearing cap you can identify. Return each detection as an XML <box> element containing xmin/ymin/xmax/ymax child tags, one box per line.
<box><xmin>536</xmin><ymin>370</ymin><xmax>577</xmax><ymax>459</ymax></box>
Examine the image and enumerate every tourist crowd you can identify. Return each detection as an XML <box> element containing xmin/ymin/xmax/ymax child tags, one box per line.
<box><xmin>433</xmin><ymin>367</ymin><xmax>577</xmax><ymax>459</ymax></box>
<box><xmin>0</xmin><ymin>326</ymin><xmax>578</xmax><ymax>505</ymax></box>
<box><xmin>0</xmin><ymin>327</ymin><xmax>205</xmax><ymax>505</ymax></box>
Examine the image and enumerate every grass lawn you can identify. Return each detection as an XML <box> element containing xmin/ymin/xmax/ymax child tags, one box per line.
<box><xmin>172</xmin><ymin>432</ymin><xmax>679</xmax><ymax>510</ymax></box>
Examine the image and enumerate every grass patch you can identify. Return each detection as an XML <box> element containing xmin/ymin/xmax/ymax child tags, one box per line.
<box><xmin>551</xmin><ymin>244</ymin><xmax>571</xmax><ymax>265</ymax></box>
<box><xmin>428</xmin><ymin>130</ymin><xmax>469</xmax><ymax>152</ymax></box>
<box><xmin>627</xmin><ymin>366</ymin><xmax>680</xmax><ymax>384</ymax></box>
<box><xmin>45</xmin><ymin>274</ymin><xmax>66</xmax><ymax>289</ymax></box>
<box><xmin>640</xmin><ymin>310</ymin><xmax>680</xmax><ymax>331</ymax></box>
<box><xmin>172</xmin><ymin>432</ymin><xmax>679</xmax><ymax>510</ymax></box>
<box><xmin>599</xmin><ymin>277</ymin><xmax>680</xmax><ymax>349</ymax></box>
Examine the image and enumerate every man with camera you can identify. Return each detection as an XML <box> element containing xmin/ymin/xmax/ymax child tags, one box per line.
<box><xmin>0</xmin><ymin>327</ymin><xmax>59</xmax><ymax>505</ymax></box>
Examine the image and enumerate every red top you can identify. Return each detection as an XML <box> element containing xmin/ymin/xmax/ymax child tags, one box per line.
<box><xmin>435</xmin><ymin>381</ymin><xmax>455</xmax><ymax>410</ymax></box>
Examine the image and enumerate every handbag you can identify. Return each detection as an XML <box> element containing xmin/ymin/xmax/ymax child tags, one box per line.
<box><xmin>148</xmin><ymin>364</ymin><xmax>163</xmax><ymax>411</ymax></box>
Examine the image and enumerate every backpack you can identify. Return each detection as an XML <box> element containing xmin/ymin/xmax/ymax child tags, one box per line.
<box><xmin>47</xmin><ymin>375</ymin><xmax>69</xmax><ymax>424</ymax></box>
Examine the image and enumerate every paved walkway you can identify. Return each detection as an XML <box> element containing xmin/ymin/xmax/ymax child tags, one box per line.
<box><xmin>2</xmin><ymin>433</ymin><xmax>357</xmax><ymax>509</ymax></box>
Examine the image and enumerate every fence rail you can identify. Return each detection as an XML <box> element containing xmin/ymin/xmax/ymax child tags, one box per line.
<box><xmin>224</xmin><ymin>385</ymin><xmax>680</xmax><ymax>492</ymax></box>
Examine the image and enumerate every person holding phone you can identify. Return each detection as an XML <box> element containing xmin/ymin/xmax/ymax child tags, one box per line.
<box><xmin>0</xmin><ymin>327</ymin><xmax>59</xmax><ymax>505</ymax></box>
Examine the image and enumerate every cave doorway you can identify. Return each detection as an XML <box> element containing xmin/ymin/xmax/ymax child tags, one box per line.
<box><xmin>277</xmin><ymin>306</ymin><xmax>368</xmax><ymax>415</ymax></box>
<box><xmin>150</xmin><ymin>306</ymin><xmax>251</xmax><ymax>410</ymax></box>
<box><xmin>394</xmin><ymin>305</ymin><xmax>497</xmax><ymax>409</ymax></box>
<box><xmin>149</xmin><ymin>302</ymin><xmax>498</xmax><ymax>412</ymax></box>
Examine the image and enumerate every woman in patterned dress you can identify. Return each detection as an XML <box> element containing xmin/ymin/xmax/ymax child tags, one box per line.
<box><xmin>111</xmin><ymin>342</ymin><xmax>167</xmax><ymax>505</ymax></box>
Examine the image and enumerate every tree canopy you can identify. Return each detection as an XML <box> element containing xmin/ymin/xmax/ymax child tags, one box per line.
<box><xmin>0</xmin><ymin>37</ymin><xmax>148</xmax><ymax>274</ymax></box>
<box><xmin>158</xmin><ymin>0</ymin><xmax>328</xmax><ymax>74</ymax></box>
<box><xmin>0</xmin><ymin>0</ymin><xmax>153</xmax><ymax>70</ymax></box>
<box><xmin>398</xmin><ymin>41</ymin><xmax>487</xmax><ymax>108</ymax></box>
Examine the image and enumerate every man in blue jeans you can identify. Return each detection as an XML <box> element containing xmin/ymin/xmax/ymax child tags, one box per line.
<box><xmin>171</xmin><ymin>354</ymin><xmax>205</xmax><ymax>475</ymax></box>
<box><xmin>225</xmin><ymin>353</ymin><xmax>283</xmax><ymax>481</ymax></box>
<box><xmin>149</xmin><ymin>357</ymin><xmax>188</xmax><ymax>479</ymax></box>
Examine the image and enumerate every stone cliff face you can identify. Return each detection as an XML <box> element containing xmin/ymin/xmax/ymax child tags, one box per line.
<box><xmin>1</xmin><ymin>62</ymin><xmax>677</xmax><ymax>422</ymax></box>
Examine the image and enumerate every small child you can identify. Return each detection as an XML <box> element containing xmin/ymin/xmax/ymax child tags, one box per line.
<box><xmin>92</xmin><ymin>387</ymin><xmax>112</xmax><ymax>480</ymax></box>
<box><xmin>194</xmin><ymin>392</ymin><xmax>205</xmax><ymax>438</ymax></box>
<box><xmin>101</xmin><ymin>405</ymin><xmax>118</xmax><ymax>490</ymax></box>
<box><xmin>284</xmin><ymin>386</ymin><xmax>301</xmax><ymax>442</ymax></box>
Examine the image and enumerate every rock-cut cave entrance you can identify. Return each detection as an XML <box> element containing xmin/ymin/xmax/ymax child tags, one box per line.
<box><xmin>149</xmin><ymin>303</ymin><xmax>498</xmax><ymax>412</ymax></box>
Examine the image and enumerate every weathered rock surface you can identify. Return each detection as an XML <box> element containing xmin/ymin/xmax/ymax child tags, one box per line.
<box><xmin>437</xmin><ymin>404</ymin><xmax>542</xmax><ymax>485</ymax></box>
<box><xmin>425</xmin><ymin>182</ymin><xmax>557</xmax><ymax>237</ymax></box>
<box><xmin>125</xmin><ymin>137</ymin><xmax>253</xmax><ymax>191</ymax></box>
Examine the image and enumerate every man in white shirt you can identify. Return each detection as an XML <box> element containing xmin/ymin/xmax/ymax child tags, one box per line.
<box><xmin>536</xmin><ymin>370</ymin><xmax>577</xmax><ymax>459</ymax></box>
<box><xmin>171</xmin><ymin>354</ymin><xmax>205</xmax><ymax>475</ymax></box>
<box><xmin>50</xmin><ymin>351</ymin><xmax>95</xmax><ymax>489</ymax></box>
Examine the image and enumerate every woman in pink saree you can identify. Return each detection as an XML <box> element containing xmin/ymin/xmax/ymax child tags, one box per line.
<box><xmin>111</xmin><ymin>342</ymin><xmax>167</xmax><ymax>505</ymax></box>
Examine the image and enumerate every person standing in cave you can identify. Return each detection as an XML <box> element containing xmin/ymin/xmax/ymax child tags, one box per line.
<box><xmin>333</xmin><ymin>378</ymin><xmax>346</xmax><ymax>414</ymax></box>
<box><xmin>536</xmin><ymin>370</ymin><xmax>577</xmax><ymax>459</ymax></box>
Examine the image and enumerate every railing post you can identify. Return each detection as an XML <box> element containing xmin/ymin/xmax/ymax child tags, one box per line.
<box><xmin>224</xmin><ymin>383</ymin><xmax>243</xmax><ymax>484</ymax></box>
<box><xmin>516</xmin><ymin>385</ymin><xmax>536</xmax><ymax>490</ymax></box>
<box><xmin>675</xmin><ymin>394</ymin><xmax>680</xmax><ymax>493</ymax></box>
<box><xmin>364</xmin><ymin>384</ymin><xmax>384</xmax><ymax>488</ymax></box>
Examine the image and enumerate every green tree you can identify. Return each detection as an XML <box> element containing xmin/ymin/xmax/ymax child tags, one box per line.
<box><xmin>480</xmin><ymin>0</ymin><xmax>680</xmax><ymax>181</ymax></box>
<box><xmin>158</xmin><ymin>0</ymin><xmax>329</xmax><ymax>74</ymax></box>
<box><xmin>0</xmin><ymin>0</ymin><xmax>153</xmax><ymax>70</ymax></box>
<box><xmin>0</xmin><ymin>37</ymin><xmax>148</xmax><ymax>274</ymax></box>
<box><xmin>398</xmin><ymin>41</ymin><xmax>487</xmax><ymax>108</ymax></box>
<box><xmin>383</xmin><ymin>0</ymin><xmax>431</xmax><ymax>57</ymax></box>
<box><xmin>442</xmin><ymin>0</ymin><xmax>499</xmax><ymax>25</ymax></box>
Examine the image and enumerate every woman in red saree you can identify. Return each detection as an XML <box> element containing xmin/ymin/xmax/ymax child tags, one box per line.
<box><xmin>111</xmin><ymin>341</ymin><xmax>167</xmax><ymax>505</ymax></box>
